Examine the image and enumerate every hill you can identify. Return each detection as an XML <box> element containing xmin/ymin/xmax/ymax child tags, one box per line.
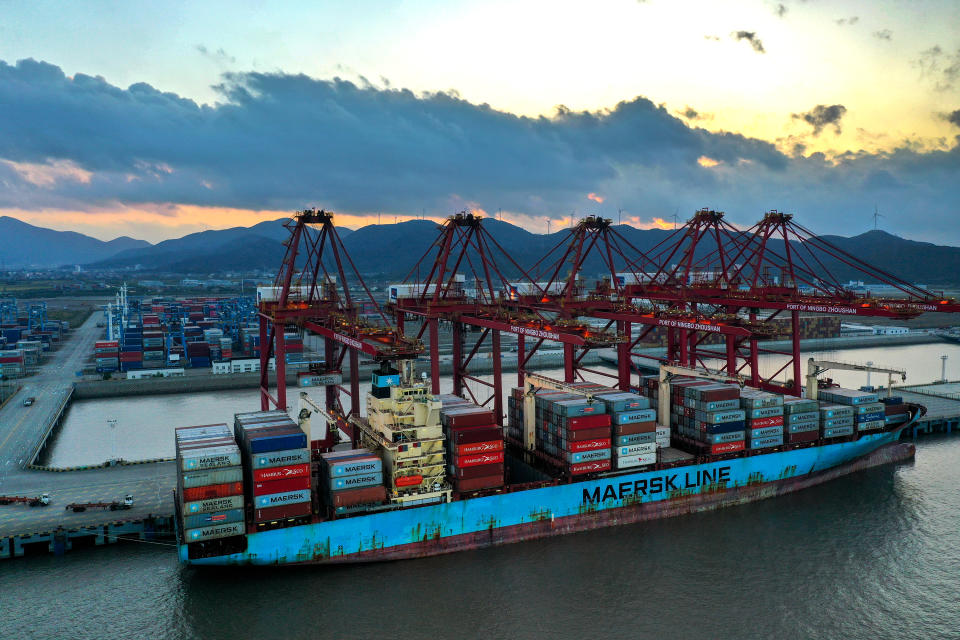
<box><xmin>0</xmin><ymin>216</ymin><xmax>149</xmax><ymax>267</ymax></box>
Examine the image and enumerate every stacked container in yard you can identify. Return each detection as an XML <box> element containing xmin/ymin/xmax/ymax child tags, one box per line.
<box><xmin>818</xmin><ymin>402</ymin><xmax>855</xmax><ymax>439</ymax></box>
<box><xmin>233</xmin><ymin>410</ymin><xmax>313</xmax><ymax>530</ymax></box>
<box><xmin>319</xmin><ymin>449</ymin><xmax>387</xmax><ymax>515</ymax></box>
<box><xmin>671</xmin><ymin>379</ymin><xmax>746</xmax><ymax>456</ymax></box>
<box><xmin>781</xmin><ymin>396</ymin><xmax>821</xmax><ymax>443</ymax></box>
<box><xmin>93</xmin><ymin>340</ymin><xmax>119</xmax><ymax>373</ymax></box>
<box><xmin>818</xmin><ymin>387</ymin><xmax>885</xmax><ymax>435</ymax></box>
<box><xmin>437</xmin><ymin>395</ymin><xmax>504</xmax><ymax>493</ymax></box>
<box><xmin>0</xmin><ymin>350</ymin><xmax>25</xmax><ymax>378</ymax></box>
<box><xmin>532</xmin><ymin>390</ymin><xmax>611</xmax><ymax>476</ymax></box>
<box><xmin>739</xmin><ymin>389</ymin><xmax>785</xmax><ymax>451</ymax></box>
<box><xmin>175</xmin><ymin>424</ymin><xmax>246</xmax><ymax>544</ymax></box>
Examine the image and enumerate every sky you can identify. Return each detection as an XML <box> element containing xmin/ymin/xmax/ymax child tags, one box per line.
<box><xmin>0</xmin><ymin>0</ymin><xmax>958</xmax><ymax>244</ymax></box>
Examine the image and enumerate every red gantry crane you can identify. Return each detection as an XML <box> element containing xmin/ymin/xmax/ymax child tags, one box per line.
<box><xmin>387</xmin><ymin>212</ymin><xmax>622</xmax><ymax>424</ymax></box>
<box><xmin>617</xmin><ymin>209</ymin><xmax>960</xmax><ymax>395</ymax></box>
<box><xmin>517</xmin><ymin>214</ymin><xmax>778</xmax><ymax>391</ymax></box>
<box><xmin>258</xmin><ymin>209</ymin><xmax>422</xmax><ymax>450</ymax></box>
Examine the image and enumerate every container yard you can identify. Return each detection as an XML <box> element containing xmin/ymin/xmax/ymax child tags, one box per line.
<box><xmin>0</xmin><ymin>299</ymin><xmax>70</xmax><ymax>379</ymax></box>
<box><xmin>93</xmin><ymin>287</ymin><xmax>299</xmax><ymax>375</ymax></box>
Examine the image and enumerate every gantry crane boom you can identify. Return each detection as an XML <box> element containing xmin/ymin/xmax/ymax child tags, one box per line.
<box><xmin>806</xmin><ymin>358</ymin><xmax>906</xmax><ymax>401</ymax></box>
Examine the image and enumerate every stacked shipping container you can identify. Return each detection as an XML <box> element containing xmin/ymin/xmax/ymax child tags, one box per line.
<box><xmin>319</xmin><ymin>449</ymin><xmax>387</xmax><ymax>515</ymax></box>
<box><xmin>739</xmin><ymin>389</ymin><xmax>785</xmax><ymax>450</ymax></box>
<box><xmin>437</xmin><ymin>395</ymin><xmax>505</xmax><ymax>492</ymax></box>
<box><xmin>175</xmin><ymin>424</ymin><xmax>246</xmax><ymax>543</ymax></box>
<box><xmin>233</xmin><ymin>411</ymin><xmax>313</xmax><ymax>528</ymax></box>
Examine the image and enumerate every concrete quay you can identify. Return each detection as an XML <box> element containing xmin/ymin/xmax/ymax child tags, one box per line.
<box><xmin>0</xmin><ymin>313</ymin><xmax>177</xmax><ymax>559</ymax></box>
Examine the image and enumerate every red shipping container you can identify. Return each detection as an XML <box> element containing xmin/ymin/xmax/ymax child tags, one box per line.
<box><xmin>569</xmin><ymin>459</ymin><xmax>612</xmax><ymax>475</ymax></box>
<box><xmin>455</xmin><ymin>475</ymin><xmax>504</xmax><ymax>492</ymax></box>
<box><xmin>330</xmin><ymin>485</ymin><xmax>386</xmax><ymax>508</ymax></box>
<box><xmin>565</xmin><ymin>414</ymin><xmax>612</xmax><ymax>429</ymax></box>
<box><xmin>449</xmin><ymin>462</ymin><xmax>504</xmax><ymax>480</ymax></box>
<box><xmin>395</xmin><ymin>474</ymin><xmax>423</xmax><ymax>487</ymax></box>
<box><xmin>787</xmin><ymin>431</ymin><xmax>819</xmax><ymax>444</ymax></box>
<box><xmin>253</xmin><ymin>463</ymin><xmax>310</xmax><ymax>482</ymax></box>
<box><xmin>181</xmin><ymin>481</ymin><xmax>243</xmax><ymax>502</ymax></box>
<box><xmin>448</xmin><ymin>426</ymin><xmax>502</xmax><ymax>445</ymax></box>
<box><xmin>566</xmin><ymin>426</ymin><xmax>611</xmax><ymax>442</ymax></box>
<box><xmin>454</xmin><ymin>451</ymin><xmax>505</xmax><ymax>468</ymax></box>
<box><xmin>442</xmin><ymin>409</ymin><xmax>496</xmax><ymax>428</ymax></box>
<box><xmin>253</xmin><ymin>476</ymin><xmax>312</xmax><ymax>496</ymax></box>
<box><xmin>254</xmin><ymin>501</ymin><xmax>312</xmax><ymax>522</ymax></box>
<box><xmin>749</xmin><ymin>416</ymin><xmax>784</xmax><ymax>428</ymax></box>
<box><xmin>455</xmin><ymin>440</ymin><xmax>503</xmax><ymax>456</ymax></box>
<box><xmin>710</xmin><ymin>441</ymin><xmax>745</xmax><ymax>455</ymax></box>
<box><xmin>566</xmin><ymin>437</ymin><xmax>611</xmax><ymax>453</ymax></box>
<box><xmin>614</xmin><ymin>421</ymin><xmax>656</xmax><ymax>436</ymax></box>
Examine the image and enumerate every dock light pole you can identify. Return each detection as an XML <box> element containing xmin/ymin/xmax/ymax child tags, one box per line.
<box><xmin>866</xmin><ymin>361</ymin><xmax>873</xmax><ymax>387</ymax></box>
<box><xmin>941</xmin><ymin>355</ymin><xmax>948</xmax><ymax>383</ymax></box>
<box><xmin>107</xmin><ymin>418</ymin><xmax>118</xmax><ymax>464</ymax></box>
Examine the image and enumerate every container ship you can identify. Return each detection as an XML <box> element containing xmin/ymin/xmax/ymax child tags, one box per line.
<box><xmin>175</xmin><ymin>361</ymin><xmax>919</xmax><ymax>566</ymax></box>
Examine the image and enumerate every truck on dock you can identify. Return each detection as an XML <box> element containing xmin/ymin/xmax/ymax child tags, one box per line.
<box><xmin>0</xmin><ymin>493</ymin><xmax>50</xmax><ymax>507</ymax></box>
<box><xmin>65</xmin><ymin>494</ymin><xmax>133</xmax><ymax>512</ymax></box>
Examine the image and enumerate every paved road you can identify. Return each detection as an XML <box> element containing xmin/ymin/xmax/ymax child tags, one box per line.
<box><xmin>0</xmin><ymin>314</ymin><xmax>176</xmax><ymax>537</ymax></box>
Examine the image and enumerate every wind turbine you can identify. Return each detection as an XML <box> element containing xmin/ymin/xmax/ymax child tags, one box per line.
<box><xmin>871</xmin><ymin>205</ymin><xmax>884</xmax><ymax>231</ymax></box>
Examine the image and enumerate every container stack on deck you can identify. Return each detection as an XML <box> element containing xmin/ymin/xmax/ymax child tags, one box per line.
<box><xmin>319</xmin><ymin>449</ymin><xmax>387</xmax><ymax>515</ymax></box>
<box><xmin>436</xmin><ymin>395</ymin><xmax>505</xmax><ymax>493</ymax></box>
<box><xmin>882</xmin><ymin>396</ymin><xmax>911</xmax><ymax>427</ymax></box>
<box><xmin>666</xmin><ymin>378</ymin><xmax>746</xmax><ymax>456</ymax></box>
<box><xmin>818</xmin><ymin>388</ymin><xmax>886</xmax><ymax>435</ymax></box>
<box><xmin>592</xmin><ymin>390</ymin><xmax>656</xmax><ymax>471</ymax></box>
<box><xmin>818</xmin><ymin>402</ymin><xmax>856</xmax><ymax>439</ymax></box>
<box><xmin>782</xmin><ymin>396</ymin><xmax>820</xmax><ymax>443</ymax></box>
<box><xmin>175</xmin><ymin>424</ymin><xmax>246</xmax><ymax>543</ymax></box>
<box><xmin>739</xmin><ymin>389</ymin><xmax>785</xmax><ymax>451</ymax></box>
<box><xmin>233</xmin><ymin>411</ymin><xmax>313</xmax><ymax>530</ymax></box>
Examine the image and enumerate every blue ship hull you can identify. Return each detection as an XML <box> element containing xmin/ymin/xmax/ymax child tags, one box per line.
<box><xmin>181</xmin><ymin>431</ymin><xmax>913</xmax><ymax>566</ymax></box>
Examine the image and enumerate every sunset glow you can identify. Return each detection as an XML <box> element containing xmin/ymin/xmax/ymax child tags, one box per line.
<box><xmin>0</xmin><ymin>1</ymin><xmax>958</xmax><ymax>243</ymax></box>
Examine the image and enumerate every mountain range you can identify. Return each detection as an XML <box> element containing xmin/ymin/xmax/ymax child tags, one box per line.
<box><xmin>0</xmin><ymin>216</ymin><xmax>149</xmax><ymax>267</ymax></box>
<box><xmin>3</xmin><ymin>215</ymin><xmax>960</xmax><ymax>287</ymax></box>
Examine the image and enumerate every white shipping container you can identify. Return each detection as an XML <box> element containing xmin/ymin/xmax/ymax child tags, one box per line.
<box><xmin>615</xmin><ymin>452</ymin><xmax>657</xmax><ymax>469</ymax></box>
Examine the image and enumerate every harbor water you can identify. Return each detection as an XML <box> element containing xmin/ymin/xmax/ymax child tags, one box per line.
<box><xmin>8</xmin><ymin>342</ymin><xmax>958</xmax><ymax>639</ymax></box>
<box><xmin>45</xmin><ymin>342</ymin><xmax>960</xmax><ymax>467</ymax></box>
<box><xmin>4</xmin><ymin>437</ymin><xmax>959</xmax><ymax>639</ymax></box>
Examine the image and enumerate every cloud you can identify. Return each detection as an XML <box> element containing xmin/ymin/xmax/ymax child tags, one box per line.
<box><xmin>792</xmin><ymin>104</ymin><xmax>848</xmax><ymax>136</ymax></box>
<box><xmin>774</xmin><ymin>3</ymin><xmax>787</xmax><ymax>18</ymax></box>
<box><xmin>703</xmin><ymin>35</ymin><xmax>721</xmax><ymax>42</ymax></box>
<box><xmin>873</xmin><ymin>29</ymin><xmax>893</xmax><ymax>41</ymax></box>
<box><xmin>731</xmin><ymin>31</ymin><xmax>765</xmax><ymax>54</ymax></box>
<box><xmin>1</xmin><ymin>58</ymin><xmax>960</xmax><ymax>244</ymax></box>
<box><xmin>196</xmin><ymin>45</ymin><xmax>236</xmax><ymax>65</ymax></box>
<box><xmin>679</xmin><ymin>106</ymin><xmax>713</xmax><ymax>121</ymax></box>
<box><xmin>587</xmin><ymin>192</ymin><xmax>604</xmax><ymax>203</ymax></box>
<box><xmin>834</xmin><ymin>16</ymin><xmax>859</xmax><ymax>26</ymax></box>
<box><xmin>914</xmin><ymin>45</ymin><xmax>960</xmax><ymax>92</ymax></box>
<box><xmin>944</xmin><ymin>110</ymin><xmax>960</xmax><ymax>127</ymax></box>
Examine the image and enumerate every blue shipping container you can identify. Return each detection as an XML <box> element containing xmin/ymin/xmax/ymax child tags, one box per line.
<box><xmin>332</xmin><ymin>472</ymin><xmax>384</xmax><ymax>490</ymax></box>
<box><xmin>247</xmin><ymin>432</ymin><xmax>308</xmax><ymax>454</ymax></box>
